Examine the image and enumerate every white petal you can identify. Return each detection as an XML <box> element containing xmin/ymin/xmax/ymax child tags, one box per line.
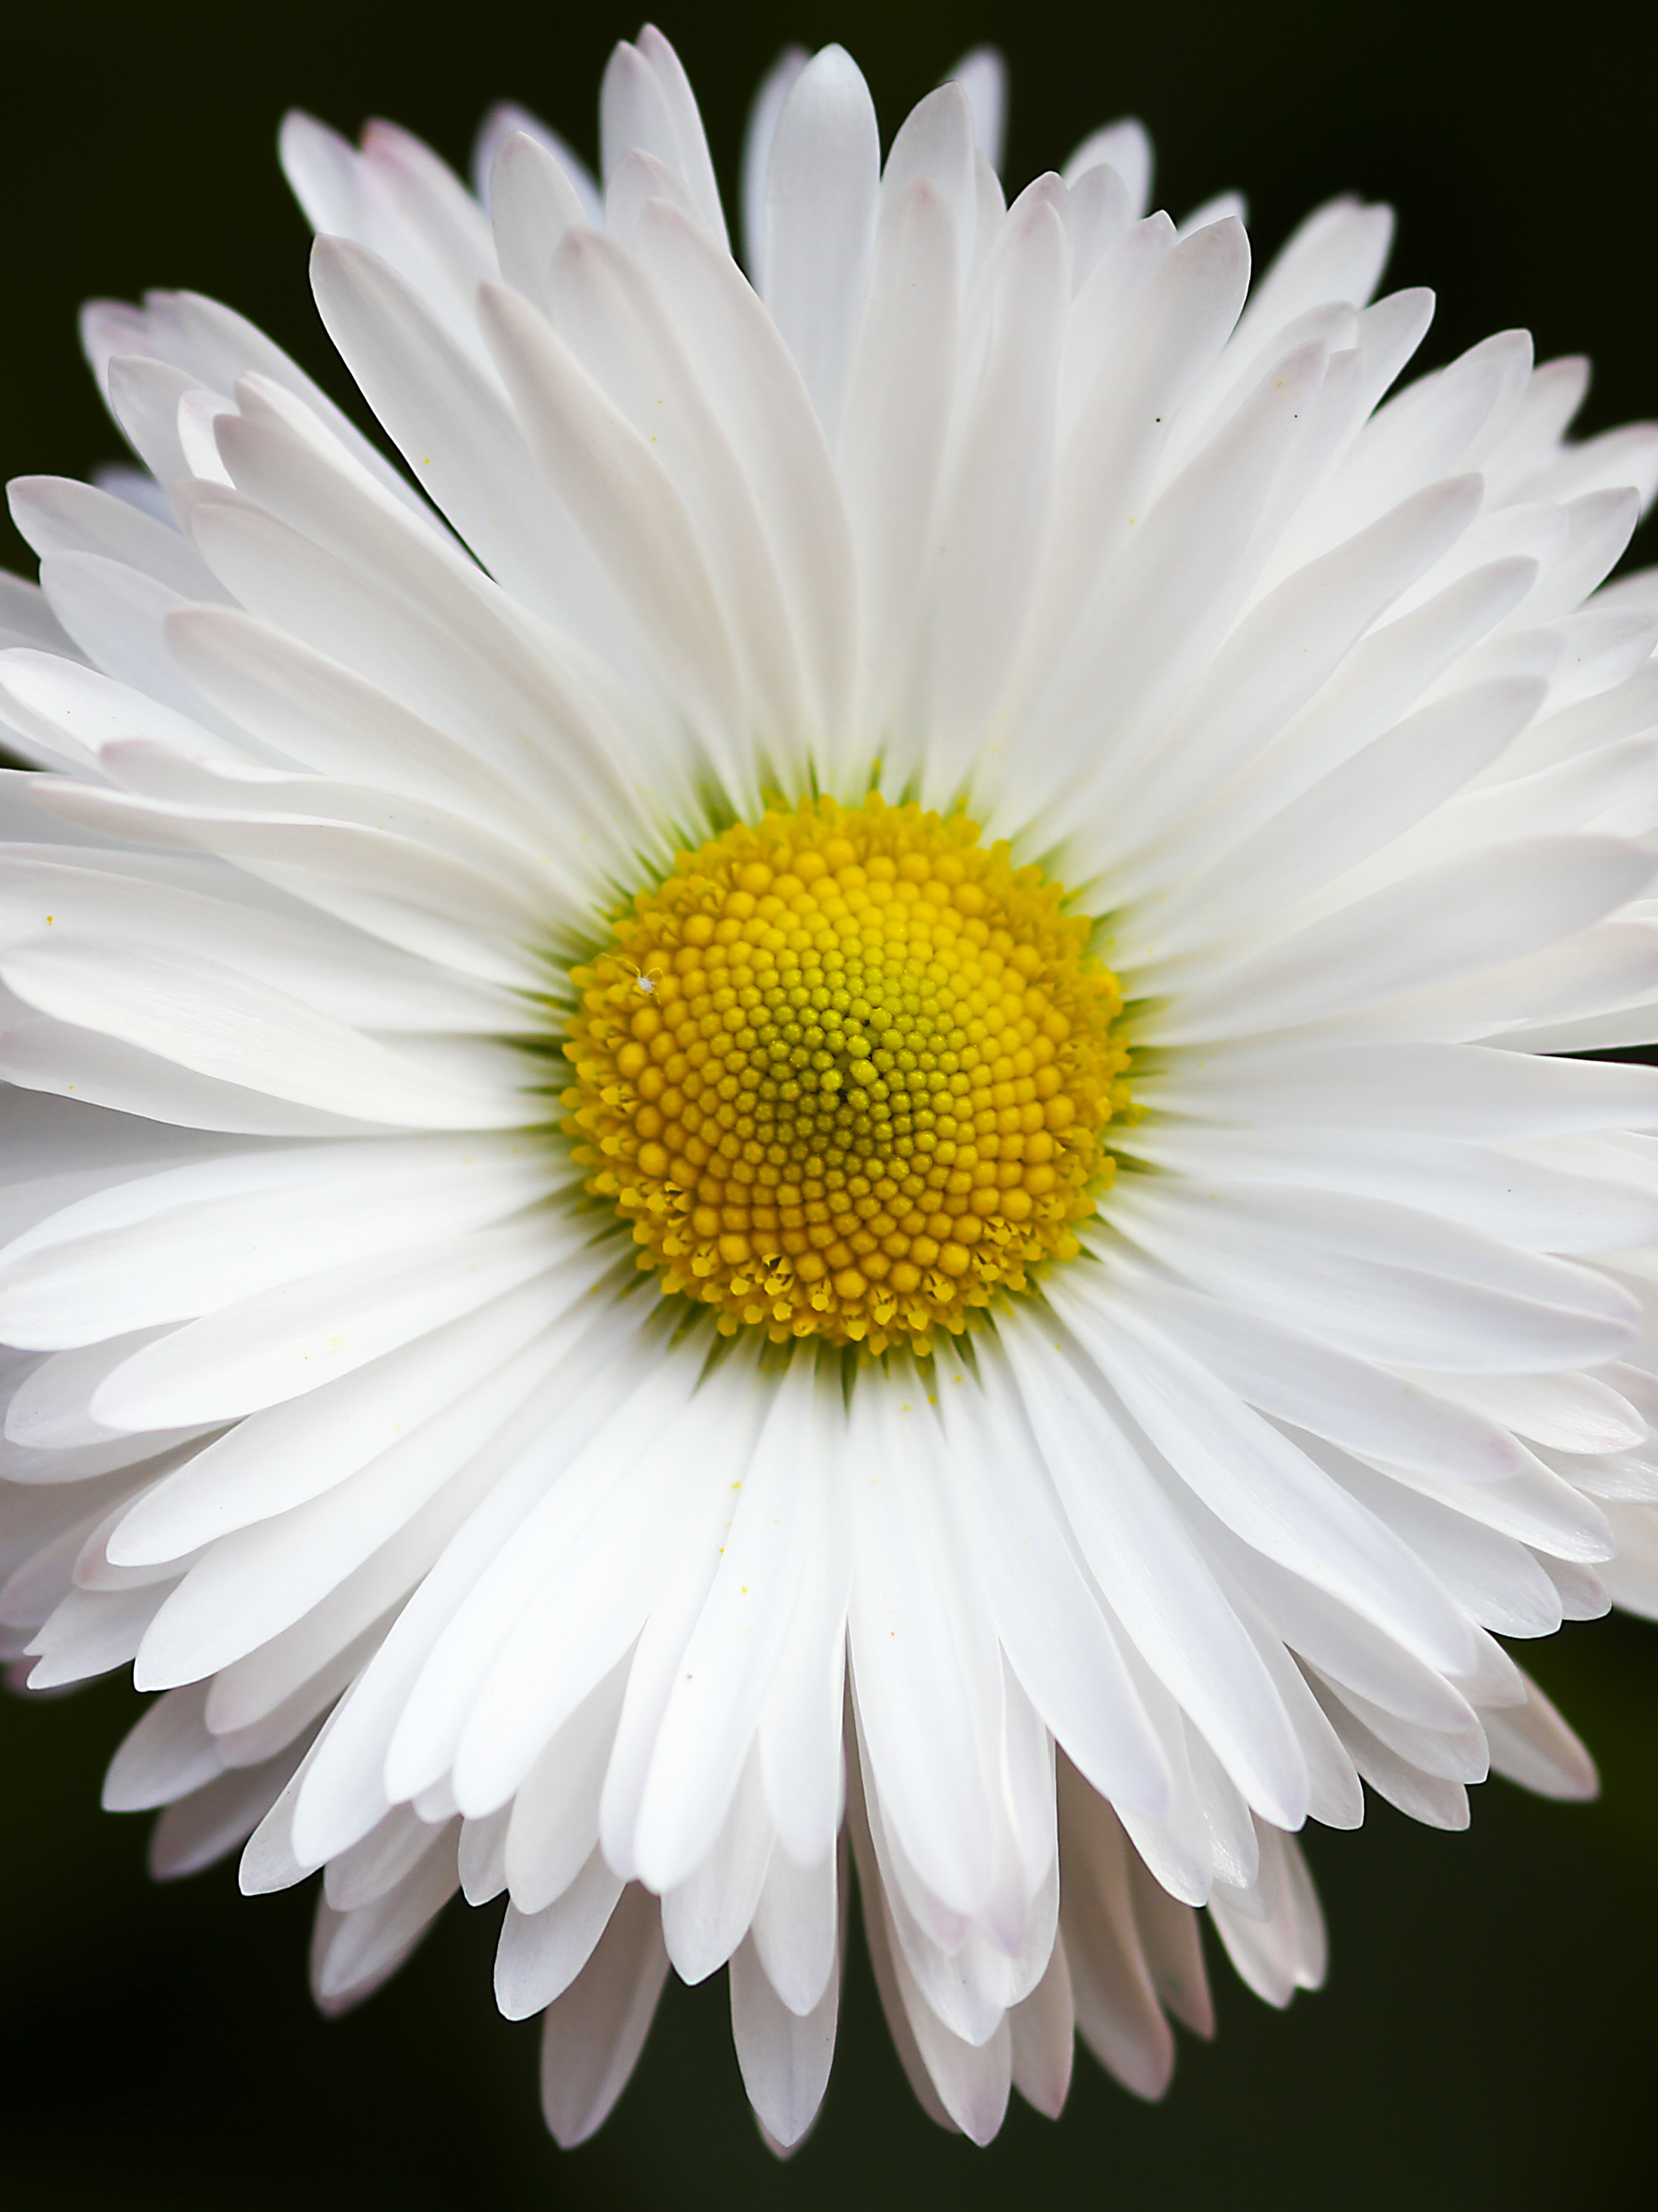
<box><xmin>631</xmin><ymin>1357</ymin><xmax>823</xmax><ymax>1891</ymax></box>
<box><xmin>472</xmin><ymin>100</ymin><xmax>601</xmax><ymax>221</ymax></box>
<box><xmin>130</xmin><ymin>1318</ymin><xmax>572</xmax><ymax>1685</ymax></box>
<box><xmin>27</xmin><ymin>1577</ymin><xmax>175</xmax><ymax>1688</ymax></box>
<box><xmin>883</xmin><ymin>88</ymin><xmax>978</xmax><ymax>285</ymax></box>
<box><xmin>755</xmin><ymin>1424</ymin><xmax>850</xmax><ymax>1872</ymax></box>
<box><xmin>488</xmin><ymin>128</ymin><xmax>586</xmax><ymax>307</ymax></box>
<box><xmin>946</xmin><ymin>49</ymin><xmax>1007</xmax><ymax>170</ymax></box>
<box><xmin>997</xmin><ymin>1310</ymin><xmax>1317</xmax><ymax>1822</ymax></box>
<box><xmin>1482</xmin><ymin>1670</ymin><xmax>1597</xmax><ymax>1798</ymax></box>
<box><xmin>1009</xmin><ymin>1933</ymin><xmax>1075</xmax><ymax>2117</ymax></box>
<box><xmin>159</xmin><ymin>602</ymin><xmax>550</xmax><ymax>848</ymax></box>
<box><xmin>1053</xmin><ymin>1287</ymin><xmax>1479</xmax><ymax>1676</ymax></box>
<box><xmin>659</xmin><ymin>1742</ymin><xmax>776</xmax><ymax>1984</ymax></box>
<box><xmin>355</xmin><ymin>120</ymin><xmax>495</xmax><ymax>308</ymax></box>
<box><xmin>542</xmin><ymin>226</ymin><xmax>808</xmax><ymax>759</ymax></box>
<box><xmin>913</xmin><ymin>193</ymin><xmax>1070</xmax><ymax>792</ymax></box>
<box><xmin>36</xmin><ymin>552</ymin><xmax>240</xmax><ymax>740</ymax></box>
<box><xmin>849</xmin><ymin>1772</ymin><xmax>1012</xmax><ymax>2143</ymax></box>
<box><xmin>206</xmin><ymin>1599</ymin><xmax>387</xmax><ymax>1746</ymax></box>
<box><xmin>1133</xmin><ymin>674</ymin><xmax>1545</xmax><ymax>951</ymax></box>
<box><xmin>0</xmin><ymin>571</ymin><xmax>86</xmax><ymax>666</ymax></box>
<box><xmin>636</xmin><ymin>198</ymin><xmax>858</xmax><ymax>758</ymax></box>
<box><xmin>0</xmin><ymin>858</ymin><xmax>521</xmax><ymax>1050</ymax></box>
<box><xmin>936</xmin><ymin>1342</ymin><xmax>1180</xmax><ymax>1814</ymax></box>
<box><xmin>749</xmin><ymin>1839</ymin><xmax>839</xmax><ymax>2018</ymax></box>
<box><xmin>729</xmin><ymin>1922</ymin><xmax>840</xmax><ymax>2148</ymax></box>
<box><xmin>1063</xmin><ymin>121</ymin><xmax>1151</xmax><ymax>219</ymax></box>
<box><xmin>1056</xmin><ymin>1762</ymin><xmax>1175</xmax><ymax>2098</ymax></box>
<box><xmin>1310</xmin><ymin>1687</ymin><xmax>1469</xmax><ymax>1831</ymax></box>
<box><xmin>310</xmin><ymin>1820</ymin><xmax>459</xmax><ymax>2013</ymax></box>
<box><xmin>201</xmin><ymin>384</ymin><xmax>659</xmax><ymax>870</ymax></box>
<box><xmin>102</xmin><ymin>1678</ymin><xmax>220</xmax><ymax>1809</ymax></box>
<box><xmin>1025</xmin><ymin>339</ymin><xmax>1333</xmax><ymax>839</ymax></box>
<box><xmin>763</xmin><ymin>46</ymin><xmax>881</xmax><ymax>442</ymax></box>
<box><xmin>477</xmin><ymin>278</ymin><xmax>746</xmax><ymax>797</ymax></box>
<box><xmin>0</xmin><ymin>648</ymin><xmax>246</xmax><ymax>774</ymax></box>
<box><xmin>325</xmin><ymin>1802</ymin><xmax>441</xmax><ymax>1909</ymax></box>
<box><xmin>837</xmin><ymin>177</ymin><xmax>959</xmax><ymax>765</ymax></box>
<box><xmin>629</xmin><ymin>26</ymin><xmax>728</xmax><ymax>249</ymax></box>
<box><xmin>11</xmin><ymin>474</ymin><xmax>227</xmax><ymax>602</ymax></box>
<box><xmin>1022</xmin><ymin>217</ymin><xmax>1251</xmax><ymax>696</ymax></box>
<box><xmin>1154</xmin><ymin>1039</ymin><xmax>1658</xmax><ymax>1139</ymax></box>
<box><xmin>450</xmin><ymin>1359</ymin><xmax>764</xmax><ymax>1819</ymax></box>
<box><xmin>504</xmin><ymin>1658</ymin><xmax>630</xmax><ymax>1914</ymax></box>
<box><xmin>1484</xmin><ymin>355</ymin><xmax>1590</xmax><ymax>497</ymax></box>
<box><xmin>597</xmin><ymin>1414</ymin><xmax>769</xmax><ymax>1879</ymax></box>
<box><xmin>844</xmin><ymin>1389</ymin><xmax>1010</xmax><ymax>1918</ymax></box>
<box><xmin>1524</xmin><ymin>422</ymin><xmax>1658</xmax><ymax>508</ymax></box>
<box><xmin>31</xmin><ymin>772</ymin><xmax>556</xmax><ymax>987</ymax></box>
<box><xmin>94</xmin><ymin>1220</ymin><xmax>568</xmax><ymax>1433</ymax></box>
<box><xmin>1232</xmin><ymin>198</ymin><xmax>1394</xmax><ymax>364</ymax></box>
<box><xmin>1516</xmin><ymin>487</ymin><xmax>1640</xmax><ymax>622</ymax></box>
<box><xmin>0</xmin><ymin>993</ymin><xmax>397</xmax><ymax>1138</ymax></box>
<box><xmin>495</xmin><ymin>1844</ymin><xmax>626</xmax><ymax>2018</ymax></box>
<box><xmin>397</xmin><ymin>1342</ymin><xmax>733</xmax><ymax>1814</ymax></box>
<box><xmin>107</xmin><ymin>1259</ymin><xmax>584</xmax><ymax>1563</ymax></box>
<box><xmin>1167</xmin><ymin>834</ymin><xmax>1654</xmax><ymax>1042</ymax></box>
<box><xmin>150</xmin><ymin>1741</ymin><xmax>309</xmax><ymax>1878</ymax></box>
<box><xmin>740</xmin><ymin>48</ymin><xmax>809</xmax><ymax>285</ymax></box>
<box><xmin>538</xmin><ymin>1882</ymin><xmax>670</xmax><ymax>2148</ymax></box>
<box><xmin>1329</xmin><ymin>1456</ymin><xmax>1562</xmax><ymax>1637</ymax></box>
<box><xmin>2</xmin><ymin>934</ymin><xmax>530</xmax><ymax>1131</ymax></box>
<box><xmin>283</xmin><ymin>1312</ymin><xmax>646</xmax><ymax>1865</ymax></box>
<box><xmin>1208</xmin><ymin>1827</ymin><xmax>1326</xmax><ymax>2002</ymax></box>
<box><xmin>1098</xmin><ymin>476</ymin><xmax>1490</xmax><ymax>878</ymax></box>
<box><xmin>300</xmin><ymin>239</ymin><xmax>635</xmax><ymax>680</ymax></box>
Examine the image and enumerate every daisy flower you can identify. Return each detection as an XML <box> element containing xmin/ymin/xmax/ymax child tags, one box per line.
<box><xmin>5</xmin><ymin>25</ymin><xmax>1658</xmax><ymax>2154</ymax></box>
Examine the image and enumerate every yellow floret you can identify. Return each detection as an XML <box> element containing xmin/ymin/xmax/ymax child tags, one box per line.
<box><xmin>562</xmin><ymin>793</ymin><xmax>1131</xmax><ymax>1355</ymax></box>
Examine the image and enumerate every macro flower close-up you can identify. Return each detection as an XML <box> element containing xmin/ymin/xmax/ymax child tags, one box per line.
<box><xmin>3</xmin><ymin>6</ymin><xmax>1658</xmax><ymax>2201</ymax></box>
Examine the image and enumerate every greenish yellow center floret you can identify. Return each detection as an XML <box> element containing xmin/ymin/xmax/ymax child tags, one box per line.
<box><xmin>562</xmin><ymin>794</ymin><xmax>1131</xmax><ymax>1357</ymax></box>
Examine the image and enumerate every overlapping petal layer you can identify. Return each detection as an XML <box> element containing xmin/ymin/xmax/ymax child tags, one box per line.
<box><xmin>3</xmin><ymin>25</ymin><xmax>1657</xmax><ymax>2152</ymax></box>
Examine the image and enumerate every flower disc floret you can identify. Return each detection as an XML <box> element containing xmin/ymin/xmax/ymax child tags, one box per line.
<box><xmin>562</xmin><ymin>795</ymin><xmax>1132</xmax><ymax>1355</ymax></box>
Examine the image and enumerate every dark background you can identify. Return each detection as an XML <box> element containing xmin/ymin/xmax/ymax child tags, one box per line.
<box><xmin>4</xmin><ymin>1</ymin><xmax>1658</xmax><ymax>2205</ymax></box>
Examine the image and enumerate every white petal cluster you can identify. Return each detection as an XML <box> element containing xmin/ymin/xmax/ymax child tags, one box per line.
<box><xmin>3</xmin><ymin>25</ymin><xmax>1658</xmax><ymax>2153</ymax></box>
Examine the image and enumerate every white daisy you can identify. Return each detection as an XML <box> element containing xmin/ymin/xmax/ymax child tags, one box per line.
<box><xmin>5</xmin><ymin>24</ymin><xmax>1658</xmax><ymax>2155</ymax></box>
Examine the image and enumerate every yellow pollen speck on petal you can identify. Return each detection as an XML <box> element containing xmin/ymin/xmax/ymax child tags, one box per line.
<box><xmin>561</xmin><ymin>793</ymin><xmax>1131</xmax><ymax>1355</ymax></box>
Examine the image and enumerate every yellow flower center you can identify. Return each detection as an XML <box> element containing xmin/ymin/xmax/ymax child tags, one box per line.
<box><xmin>561</xmin><ymin>795</ymin><xmax>1131</xmax><ymax>1357</ymax></box>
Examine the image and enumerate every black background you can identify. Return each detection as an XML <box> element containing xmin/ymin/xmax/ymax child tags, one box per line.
<box><xmin>3</xmin><ymin>2</ymin><xmax>1658</xmax><ymax>2205</ymax></box>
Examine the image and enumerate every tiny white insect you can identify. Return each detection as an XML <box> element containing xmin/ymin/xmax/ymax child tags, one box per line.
<box><xmin>627</xmin><ymin>961</ymin><xmax>663</xmax><ymax>998</ymax></box>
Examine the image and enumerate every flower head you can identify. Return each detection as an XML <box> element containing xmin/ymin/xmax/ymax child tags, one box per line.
<box><xmin>3</xmin><ymin>24</ymin><xmax>1658</xmax><ymax>2154</ymax></box>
